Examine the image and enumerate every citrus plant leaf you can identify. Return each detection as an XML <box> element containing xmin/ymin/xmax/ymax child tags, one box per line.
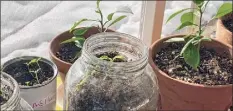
<box><xmin>181</xmin><ymin>12</ymin><xmax>196</xmax><ymax>23</ymax></box>
<box><xmin>115</xmin><ymin>6</ymin><xmax>134</xmax><ymax>14</ymax></box>
<box><xmin>107</xmin><ymin>13</ymin><xmax>115</xmax><ymax>21</ymax></box>
<box><xmin>107</xmin><ymin>15</ymin><xmax>127</xmax><ymax>28</ymax></box>
<box><xmin>99</xmin><ymin>56</ymin><xmax>113</xmax><ymax>61</ymax></box>
<box><xmin>214</xmin><ymin>3</ymin><xmax>232</xmax><ymax>18</ymax></box>
<box><xmin>73</xmin><ymin>27</ymin><xmax>90</xmax><ymax>36</ymax></box>
<box><xmin>192</xmin><ymin>0</ymin><xmax>204</xmax><ymax>7</ymax></box>
<box><xmin>182</xmin><ymin>43</ymin><xmax>200</xmax><ymax>70</ymax></box>
<box><xmin>61</xmin><ymin>37</ymin><xmax>85</xmax><ymax>45</ymax></box>
<box><xmin>113</xmin><ymin>55</ymin><xmax>125</xmax><ymax>61</ymax></box>
<box><xmin>164</xmin><ymin>38</ymin><xmax>185</xmax><ymax>43</ymax></box>
<box><xmin>176</xmin><ymin>22</ymin><xmax>198</xmax><ymax>31</ymax></box>
<box><xmin>97</xmin><ymin>0</ymin><xmax>101</xmax><ymax>9</ymax></box>
<box><xmin>70</xmin><ymin>19</ymin><xmax>88</xmax><ymax>33</ymax></box>
<box><xmin>166</xmin><ymin>8</ymin><xmax>192</xmax><ymax>24</ymax></box>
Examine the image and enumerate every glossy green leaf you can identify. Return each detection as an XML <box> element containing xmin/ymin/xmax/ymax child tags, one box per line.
<box><xmin>73</xmin><ymin>27</ymin><xmax>90</xmax><ymax>36</ymax></box>
<box><xmin>107</xmin><ymin>15</ymin><xmax>127</xmax><ymax>28</ymax></box>
<box><xmin>69</xmin><ymin>19</ymin><xmax>88</xmax><ymax>33</ymax></box>
<box><xmin>164</xmin><ymin>38</ymin><xmax>185</xmax><ymax>43</ymax></box>
<box><xmin>192</xmin><ymin>0</ymin><xmax>204</xmax><ymax>7</ymax></box>
<box><xmin>166</xmin><ymin>8</ymin><xmax>192</xmax><ymax>24</ymax></box>
<box><xmin>181</xmin><ymin>12</ymin><xmax>196</xmax><ymax>23</ymax></box>
<box><xmin>107</xmin><ymin>13</ymin><xmax>115</xmax><ymax>21</ymax></box>
<box><xmin>115</xmin><ymin>6</ymin><xmax>133</xmax><ymax>14</ymax></box>
<box><xmin>75</xmin><ymin>38</ymin><xmax>85</xmax><ymax>48</ymax></box>
<box><xmin>113</xmin><ymin>55</ymin><xmax>125</xmax><ymax>61</ymax></box>
<box><xmin>61</xmin><ymin>37</ymin><xmax>85</xmax><ymax>45</ymax></box>
<box><xmin>176</xmin><ymin>22</ymin><xmax>198</xmax><ymax>31</ymax></box>
<box><xmin>99</xmin><ymin>56</ymin><xmax>113</xmax><ymax>61</ymax></box>
<box><xmin>180</xmin><ymin>38</ymin><xmax>195</xmax><ymax>56</ymax></box>
<box><xmin>97</xmin><ymin>0</ymin><xmax>101</xmax><ymax>8</ymax></box>
<box><xmin>214</xmin><ymin>3</ymin><xmax>232</xmax><ymax>18</ymax></box>
<box><xmin>182</xmin><ymin>43</ymin><xmax>200</xmax><ymax>70</ymax></box>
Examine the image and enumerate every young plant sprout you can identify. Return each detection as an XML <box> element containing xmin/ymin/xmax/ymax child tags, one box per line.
<box><xmin>25</xmin><ymin>57</ymin><xmax>42</xmax><ymax>85</ymax></box>
<box><xmin>165</xmin><ymin>0</ymin><xmax>232</xmax><ymax>69</ymax></box>
<box><xmin>60</xmin><ymin>0</ymin><xmax>133</xmax><ymax>62</ymax></box>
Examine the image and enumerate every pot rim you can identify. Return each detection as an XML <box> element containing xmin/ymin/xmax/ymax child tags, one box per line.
<box><xmin>1</xmin><ymin>56</ymin><xmax>58</xmax><ymax>89</ymax></box>
<box><xmin>217</xmin><ymin>19</ymin><xmax>232</xmax><ymax>35</ymax></box>
<box><xmin>49</xmin><ymin>26</ymin><xmax>115</xmax><ymax>66</ymax></box>
<box><xmin>149</xmin><ymin>34</ymin><xmax>233</xmax><ymax>88</ymax></box>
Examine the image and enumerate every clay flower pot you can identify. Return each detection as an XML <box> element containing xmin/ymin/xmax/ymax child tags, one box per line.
<box><xmin>216</xmin><ymin>13</ymin><xmax>232</xmax><ymax>45</ymax></box>
<box><xmin>149</xmin><ymin>35</ymin><xmax>232</xmax><ymax>110</ymax></box>
<box><xmin>49</xmin><ymin>27</ymin><xmax>114</xmax><ymax>82</ymax></box>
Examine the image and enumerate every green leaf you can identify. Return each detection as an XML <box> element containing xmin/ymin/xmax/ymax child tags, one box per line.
<box><xmin>115</xmin><ymin>6</ymin><xmax>134</xmax><ymax>14</ymax></box>
<box><xmin>107</xmin><ymin>15</ymin><xmax>127</xmax><ymax>28</ymax></box>
<box><xmin>166</xmin><ymin>8</ymin><xmax>192</xmax><ymax>24</ymax></box>
<box><xmin>75</xmin><ymin>38</ymin><xmax>85</xmax><ymax>48</ymax></box>
<box><xmin>113</xmin><ymin>55</ymin><xmax>125</xmax><ymax>61</ymax></box>
<box><xmin>70</xmin><ymin>19</ymin><xmax>88</xmax><ymax>33</ymax></box>
<box><xmin>61</xmin><ymin>37</ymin><xmax>85</xmax><ymax>46</ymax></box>
<box><xmin>176</xmin><ymin>22</ymin><xmax>198</xmax><ymax>31</ymax></box>
<box><xmin>28</xmin><ymin>57</ymin><xmax>41</xmax><ymax>65</ymax></box>
<box><xmin>99</xmin><ymin>56</ymin><xmax>113</xmax><ymax>61</ymax></box>
<box><xmin>107</xmin><ymin>13</ymin><xmax>115</xmax><ymax>21</ymax></box>
<box><xmin>73</xmin><ymin>27</ymin><xmax>90</xmax><ymax>36</ymax></box>
<box><xmin>180</xmin><ymin>38</ymin><xmax>195</xmax><ymax>56</ymax></box>
<box><xmin>192</xmin><ymin>0</ymin><xmax>204</xmax><ymax>7</ymax></box>
<box><xmin>97</xmin><ymin>0</ymin><xmax>101</xmax><ymax>9</ymax></box>
<box><xmin>164</xmin><ymin>38</ymin><xmax>185</xmax><ymax>43</ymax></box>
<box><xmin>214</xmin><ymin>3</ymin><xmax>232</xmax><ymax>18</ymax></box>
<box><xmin>182</xmin><ymin>43</ymin><xmax>200</xmax><ymax>70</ymax></box>
<box><xmin>181</xmin><ymin>12</ymin><xmax>196</xmax><ymax>23</ymax></box>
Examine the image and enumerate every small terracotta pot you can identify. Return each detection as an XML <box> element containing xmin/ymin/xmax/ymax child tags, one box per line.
<box><xmin>149</xmin><ymin>35</ymin><xmax>232</xmax><ymax>110</ymax></box>
<box><xmin>216</xmin><ymin>13</ymin><xmax>232</xmax><ymax>45</ymax></box>
<box><xmin>49</xmin><ymin>27</ymin><xmax>114</xmax><ymax>82</ymax></box>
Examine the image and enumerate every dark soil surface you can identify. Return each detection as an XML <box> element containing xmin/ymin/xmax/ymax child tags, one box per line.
<box><xmin>96</xmin><ymin>51</ymin><xmax>127</xmax><ymax>62</ymax></box>
<box><xmin>3</xmin><ymin>60</ymin><xmax>54</xmax><ymax>86</ymax></box>
<box><xmin>154</xmin><ymin>42</ymin><xmax>233</xmax><ymax>86</ymax></box>
<box><xmin>0</xmin><ymin>84</ymin><xmax>13</xmax><ymax>105</ymax></box>
<box><xmin>56</xmin><ymin>42</ymin><xmax>81</xmax><ymax>63</ymax></box>
<box><xmin>223</xmin><ymin>18</ymin><xmax>233</xmax><ymax>32</ymax></box>
<box><xmin>69</xmin><ymin>78</ymin><xmax>144</xmax><ymax>110</ymax></box>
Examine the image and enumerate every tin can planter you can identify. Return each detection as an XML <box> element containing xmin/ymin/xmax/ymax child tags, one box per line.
<box><xmin>216</xmin><ymin>13</ymin><xmax>232</xmax><ymax>45</ymax></box>
<box><xmin>2</xmin><ymin>56</ymin><xmax>58</xmax><ymax>110</ymax></box>
<box><xmin>1</xmin><ymin>72</ymin><xmax>33</xmax><ymax>110</ymax></box>
<box><xmin>149</xmin><ymin>35</ymin><xmax>232</xmax><ymax>110</ymax></box>
<box><xmin>49</xmin><ymin>27</ymin><xmax>114</xmax><ymax>83</ymax></box>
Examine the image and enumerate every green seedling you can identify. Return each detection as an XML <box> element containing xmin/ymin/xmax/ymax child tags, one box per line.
<box><xmin>25</xmin><ymin>81</ymin><xmax>30</xmax><ymax>86</ymax></box>
<box><xmin>165</xmin><ymin>0</ymin><xmax>232</xmax><ymax>70</ymax></box>
<box><xmin>60</xmin><ymin>0</ymin><xmax>133</xmax><ymax>62</ymax></box>
<box><xmin>25</xmin><ymin>57</ymin><xmax>42</xmax><ymax>84</ymax></box>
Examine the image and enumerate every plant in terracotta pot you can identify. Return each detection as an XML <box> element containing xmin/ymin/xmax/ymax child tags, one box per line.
<box><xmin>49</xmin><ymin>0</ymin><xmax>133</xmax><ymax>83</ymax></box>
<box><xmin>215</xmin><ymin>2</ymin><xmax>232</xmax><ymax>45</ymax></box>
<box><xmin>149</xmin><ymin>0</ymin><xmax>232</xmax><ymax>110</ymax></box>
<box><xmin>2</xmin><ymin>56</ymin><xmax>58</xmax><ymax>110</ymax></box>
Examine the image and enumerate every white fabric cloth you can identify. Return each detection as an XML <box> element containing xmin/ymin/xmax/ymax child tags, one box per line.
<box><xmin>1</xmin><ymin>1</ymin><xmax>142</xmax><ymax>64</ymax></box>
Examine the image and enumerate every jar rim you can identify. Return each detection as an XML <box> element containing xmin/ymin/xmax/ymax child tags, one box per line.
<box><xmin>1</xmin><ymin>72</ymin><xmax>20</xmax><ymax>110</ymax></box>
<box><xmin>83</xmin><ymin>32</ymin><xmax>148</xmax><ymax>70</ymax></box>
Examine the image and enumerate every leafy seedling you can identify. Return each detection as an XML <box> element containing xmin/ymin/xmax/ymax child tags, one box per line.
<box><xmin>25</xmin><ymin>57</ymin><xmax>42</xmax><ymax>85</ymax></box>
<box><xmin>60</xmin><ymin>0</ymin><xmax>133</xmax><ymax>62</ymax></box>
<box><xmin>165</xmin><ymin>0</ymin><xmax>232</xmax><ymax>70</ymax></box>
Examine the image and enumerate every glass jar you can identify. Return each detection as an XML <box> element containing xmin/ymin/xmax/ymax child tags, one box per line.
<box><xmin>64</xmin><ymin>32</ymin><xmax>159</xmax><ymax>110</ymax></box>
<box><xmin>1</xmin><ymin>72</ymin><xmax>33</xmax><ymax>110</ymax></box>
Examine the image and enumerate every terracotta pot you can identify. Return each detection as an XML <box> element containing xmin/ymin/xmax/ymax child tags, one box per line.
<box><xmin>49</xmin><ymin>27</ymin><xmax>114</xmax><ymax>82</ymax></box>
<box><xmin>216</xmin><ymin>13</ymin><xmax>232</xmax><ymax>45</ymax></box>
<box><xmin>149</xmin><ymin>35</ymin><xmax>232</xmax><ymax>110</ymax></box>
